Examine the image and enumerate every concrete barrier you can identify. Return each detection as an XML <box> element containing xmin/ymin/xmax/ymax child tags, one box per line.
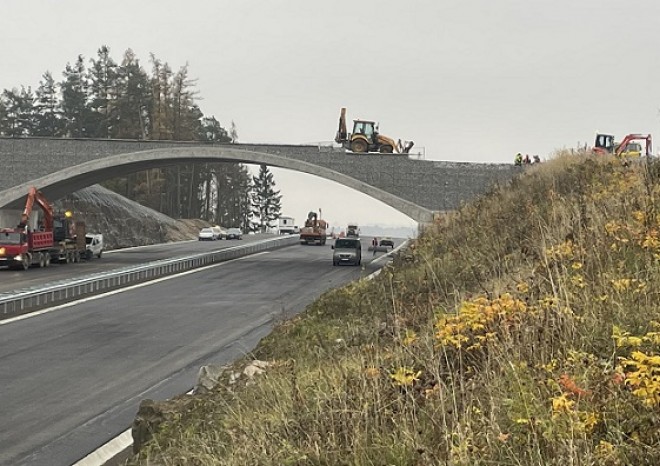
<box><xmin>0</xmin><ymin>235</ymin><xmax>300</xmax><ymax>319</ymax></box>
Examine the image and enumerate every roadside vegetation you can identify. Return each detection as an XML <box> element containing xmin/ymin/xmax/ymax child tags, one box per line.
<box><xmin>128</xmin><ymin>152</ymin><xmax>660</xmax><ymax>465</ymax></box>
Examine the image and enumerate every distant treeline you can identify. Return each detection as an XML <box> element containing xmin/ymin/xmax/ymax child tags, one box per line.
<box><xmin>0</xmin><ymin>45</ymin><xmax>280</xmax><ymax>230</ymax></box>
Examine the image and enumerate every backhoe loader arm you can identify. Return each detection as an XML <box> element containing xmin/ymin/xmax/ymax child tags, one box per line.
<box><xmin>335</xmin><ymin>107</ymin><xmax>348</xmax><ymax>143</ymax></box>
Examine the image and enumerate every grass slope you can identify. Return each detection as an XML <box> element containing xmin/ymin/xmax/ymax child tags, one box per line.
<box><xmin>128</xmin><ymin>153</ymin><xmax>660</xmax><ymax>465</ymax></box>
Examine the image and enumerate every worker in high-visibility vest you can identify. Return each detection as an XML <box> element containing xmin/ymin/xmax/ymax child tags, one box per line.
<box><xmin>514</xmin><ymin>153</ymin><xmax>523</xmax><ymax>166</ymax></box>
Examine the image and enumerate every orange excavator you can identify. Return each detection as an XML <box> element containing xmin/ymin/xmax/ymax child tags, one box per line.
<box><xmin>593</xmin><ymin>133</ymin><xmax>652</xmax><ymax>158</ymax></box>
<box><xmin>17</xmin><ymin>186</ymin><xmax>53</xmax><ymax>230</ymax></box>
<box><xmin>0</xmin><ymin>187</ymin><xmax>55</xmax><ymax>270</ymax></box>
<box><xmin>335</xmin><ymin>107</ymin><xmax>414</xmax><ymax>154</ymax></box>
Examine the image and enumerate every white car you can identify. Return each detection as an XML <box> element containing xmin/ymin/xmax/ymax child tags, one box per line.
<box><xmin>198</xmin><ymin>228</ymin><xmax>217</xmax><ymax>241</ymax></box>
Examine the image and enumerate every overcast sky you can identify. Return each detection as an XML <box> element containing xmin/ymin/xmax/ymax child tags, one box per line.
<box><xmin>3</xmin><ymin>0</ymin><xmax>660</xmax><ymax>230</ymax></box>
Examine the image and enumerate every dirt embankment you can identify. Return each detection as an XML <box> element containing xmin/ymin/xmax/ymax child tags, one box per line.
<box><xmin>55</xmin><ymin>185</ymin><xmax>209</xmax><ymax>250</ymax></box>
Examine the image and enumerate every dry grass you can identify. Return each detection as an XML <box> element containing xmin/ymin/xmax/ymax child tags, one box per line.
<box><xmin>128</xmin><ymin>151</ymin><xmax>660</xmax><ymax>466</ymax></box>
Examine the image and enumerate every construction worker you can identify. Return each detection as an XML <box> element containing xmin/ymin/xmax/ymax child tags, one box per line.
<box><xmin>523</xmin><ymin>154</ymin><xmax>531</xmax><ymax>164</ymax></box>
<box><xmin>514</xmin><ymin>153</ymin><xmax>523</xmax><ymax>166</ymax></box>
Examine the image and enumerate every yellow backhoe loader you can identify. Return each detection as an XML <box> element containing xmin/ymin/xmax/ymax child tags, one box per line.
<box><xmin>334</xmin><ymin>107</ymin><xmax>414</xmax><ymax>154</ymax></box>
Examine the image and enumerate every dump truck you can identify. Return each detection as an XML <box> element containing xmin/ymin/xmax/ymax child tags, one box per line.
<box><xmin>0</xmin><ymin>187</ymin><xmax>56</xmax><ymax>270</ymax></box>
<box><xmin>335</xmin><ymin>107</ymin><xmax>414</xmax><ymax>154</ymax></box>
<box><xmin>0</xmin><ymin>187</ymin><xmax>92</xmax><ymax>270</ymax></box>
<box><xmin>300</xmin><ymin>210</ymin><xmax>328</xmax><ymax>245</ymax></box>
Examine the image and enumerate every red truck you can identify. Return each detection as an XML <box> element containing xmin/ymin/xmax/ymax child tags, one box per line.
<box><xmin>0</xmin><ymin>187</ymin><xmax>87</xmax><ymax>270</ymax></box>
<box><xmin>299</xmin><ymin>210</ymin><xmax>328</xmax><ymax>245</ymax></box>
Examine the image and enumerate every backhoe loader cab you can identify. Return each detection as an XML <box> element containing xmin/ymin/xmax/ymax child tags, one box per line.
<box><xmin>353</xmin><ymin>120</ymin><xmax>376</xmax><ymax>139</ymax></box>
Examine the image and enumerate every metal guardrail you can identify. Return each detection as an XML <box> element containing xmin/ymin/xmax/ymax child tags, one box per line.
<box><xmin>0</xmin><ymin>235</ymin><xmax>301</xmax><ymax>319</ymax></box>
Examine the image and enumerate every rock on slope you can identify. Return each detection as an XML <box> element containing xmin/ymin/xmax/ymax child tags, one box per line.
<box><xmin>55</xmin><ymin>185</ymin><xmax>209</xmax><ymax>250</ymax></box>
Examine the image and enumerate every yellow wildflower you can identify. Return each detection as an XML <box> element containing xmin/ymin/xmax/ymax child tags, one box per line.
<box><xmin>580</xmin><ymin>412</ymin><xmax>599</xmax><ymax>433</ymax></box>
<box><xmin>633</xmin><ymin>210</ymin><xmax>646</xmax><ymax>223</ymax></box>
<box><xmin>594</xmin><ymin>440</ymin><xmax>616</xmax><ymax>461</ymax></box>
<box><xmin>390</xmin><ymin>367</ymin><xmax>421</xmax><ymax>387</ymax></box>
<box><xmin>516</xmin><ymin>282</ymin><xmax>529</xmax><ymax>293</ymax></box>
<box><xmin>551</xmin><ymin>394</ymin><xmax>575</xmax><ymax>415</ymax></box>
<box><xmin>401</xmin><ymin>329</ymin><xmax>417</xmax><ymax>346</ymax></box>
<box><xmin>570</xmin><ymin>274</ymin><xmax>585</xmax><ymax>289</ymax></box>
<box><xmin>611</xmin><ymin>278</ymin><xmax>632</xmax><ymax>292</ymax></box>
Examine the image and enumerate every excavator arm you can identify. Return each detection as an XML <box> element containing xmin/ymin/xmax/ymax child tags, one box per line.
<box><xmin>615</xmin><ymin>134</ymin><xmax>652</xmax><ymax>157</ymax></box>
<box><xmin>18</xmin><ymin>187</ymin><xmax>53</xmax><ymax>230</ymax></box>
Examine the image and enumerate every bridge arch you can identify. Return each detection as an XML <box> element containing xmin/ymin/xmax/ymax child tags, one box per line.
<box><xmin>0</xmin><ymin>147</ymin><xmax>434</xmax><ymax>222</ymax></box>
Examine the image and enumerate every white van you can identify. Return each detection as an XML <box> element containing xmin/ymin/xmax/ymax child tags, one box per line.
<box><xmin>85</xmin><ymin>233</ymin><xmax>104</xmax><ymax>259</ymax></box>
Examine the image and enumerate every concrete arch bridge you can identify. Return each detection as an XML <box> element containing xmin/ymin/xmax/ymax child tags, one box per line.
<box><xmin>0</xmin><ymin>138</ymin><xmax>518</xmax><ymax>224</ymax></box>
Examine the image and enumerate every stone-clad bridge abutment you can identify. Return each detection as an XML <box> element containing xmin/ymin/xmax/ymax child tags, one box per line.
<box><xmin>0</xmin><ymin>138</ymin><xmax>519</xmax><ymax>223</ymax></box>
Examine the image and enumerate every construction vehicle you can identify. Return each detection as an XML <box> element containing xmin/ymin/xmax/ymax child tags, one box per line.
<box><xmin>593</xmin><ymin>133</ymin><xmax>652</xmax><ymax>158</ymax></box>
<box><xmin>0</xmin><ymin>187</ymin><xmax>55</xmax><ymax>270</ymax></box>
<box><xmin>0</xmin><ymin>187</ymin><xmax>90</xmax><ymax>270</ymax></box>
<box><xmin>335</xmin><ymin>107</ymin><xmax>414</xmax><ymax>154</ymax></box>
<box><xmin>278</xmin><ymin>216</ymin><xmax>297</xmax><ymax>235</ymax></box>
<box><xmin>52</xmin><ymin>210</ymin><xmax>88</xmax><ymax>263</ymax></box>
<box><xmin>346</xmin><ymin>224</ymin><xmax>360</xmax><ymax>238</ymax></box>
<box><xmin>300</xmin><ymin>210</ymin><xmax>328</xmax><ymax>245</ymax></box>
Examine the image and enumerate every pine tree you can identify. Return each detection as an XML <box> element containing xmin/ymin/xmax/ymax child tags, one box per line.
<box><xmin>60</xmin><ymin>55</ymin><xmax>90</xmax><ymax>137</ymax></box>
<box><xmin>198</xmin><ymin>116</ymin><xmax>230</xmax><ymax>142</ymax></box>
<box><xmin>0</xmin><ymin>99</ymin><xmax>6</xmax><ymax>136</ymax></box>
<box><xmin>88</xmin><ymin>45</ymin><xmax>118</xmax><ymax>138</ymax></box>
<box><xmin>113</xmin><ymin>49</ymin><xmax>151</xmax><ymax>139</ymax></box>
<box><xmin>250</xmin><ymin>164</ymin><xmax>282</xmax><ymax>232</ymax></box>
<box><xmin>238</xmin><ymin>168</ymin><xmax>254</xmax><ymax>231</ymax></box>
<box><xmin>171</xmin><ymin>64</ymin><xmax>200</xmax><ymax>140</ymax></box>
<box><xmin>34</xmin><ymin>71</ymin><xmax>64</xmax><ymax>136</ymax></box>
<box><xmin>0</xmin><ymin>86</ymin><xmax>35</xmax><ymax>136</ymax></box>
<box><xmin>149</xmin><ymin>53</ymin><xmax>176</xmax><ymax>140</ymax></box>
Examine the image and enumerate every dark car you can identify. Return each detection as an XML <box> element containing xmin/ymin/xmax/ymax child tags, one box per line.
<box><xmin>226</xmin><ymin>228</ymin><xmax>243</xmax><ymax>240</ymax></box>
<box><xmin>379</xmin><ymin>237</ymin><xmax>395</xmax><ymax>249</ymax></box>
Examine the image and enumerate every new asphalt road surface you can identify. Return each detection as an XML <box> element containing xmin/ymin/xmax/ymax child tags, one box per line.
<box><xmin>0</xmin><ymin>238</ymin><xmax>395</xmax><ymax>465</ymax></box>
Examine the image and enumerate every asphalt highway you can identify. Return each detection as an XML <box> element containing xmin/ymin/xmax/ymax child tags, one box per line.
<box><xmin>0</xmin><ymin>234</ymin><xmax>281</xmax><ymax>294</ymax></box>
<box><xmin>0</xmin><ymin>238</ymin><xmax>395</xmax><ymax>466</ymax></box>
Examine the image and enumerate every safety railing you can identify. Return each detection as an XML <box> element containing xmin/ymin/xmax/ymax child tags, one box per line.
<box><xmin>0</xmin><ymin>235</ymin><xmax>300</xmax><ymax>319</ymax></box>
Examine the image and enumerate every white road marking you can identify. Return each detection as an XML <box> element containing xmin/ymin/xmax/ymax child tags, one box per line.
<box><xmin>72</xmin><ymin>388</ymin><xmax>196</xmax><ymax>466</ymax></box>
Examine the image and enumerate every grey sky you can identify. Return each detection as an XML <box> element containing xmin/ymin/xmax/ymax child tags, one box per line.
<box><xmin>3</xmin><ymin>0</ymin><xmax>660</xmax><ymax>229</ymax></box>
